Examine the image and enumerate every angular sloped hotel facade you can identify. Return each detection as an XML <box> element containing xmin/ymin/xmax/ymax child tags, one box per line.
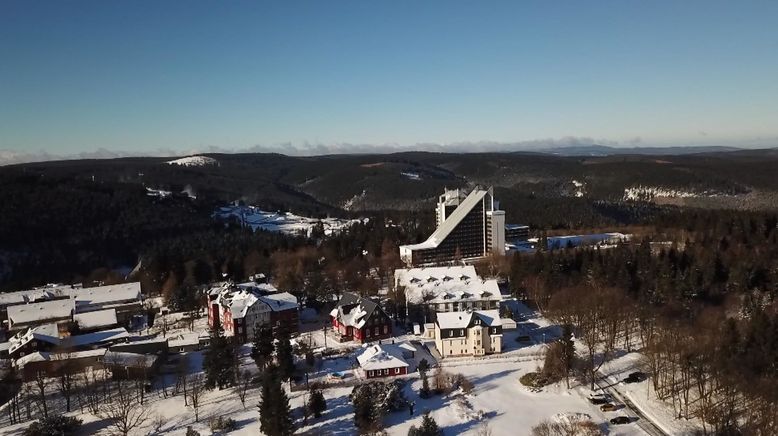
<box><xmin>399</xmin><ymin>187</ymin><xmax>505</xmax><ymax>265</ymax></box>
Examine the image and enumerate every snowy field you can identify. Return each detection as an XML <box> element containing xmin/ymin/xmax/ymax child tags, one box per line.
<box><xmin>214</xmin><ymin>205</ymin><xmax>364</xmax><ymax>237</ymax></box>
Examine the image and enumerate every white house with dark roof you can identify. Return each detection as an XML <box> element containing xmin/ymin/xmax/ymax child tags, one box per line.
<box><xmin>434</xmin><ymin>310</ymin><xmax>503</xmax><ymax>358</ymax></box>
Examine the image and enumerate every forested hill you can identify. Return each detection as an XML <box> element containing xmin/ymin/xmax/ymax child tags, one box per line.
<box><xmin>1</xmin><ymin>149</ymin><xmax>777</xmax><ymax>290</ymax></box>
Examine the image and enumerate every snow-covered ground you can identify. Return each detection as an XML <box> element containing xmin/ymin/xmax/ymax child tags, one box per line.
<box><xmin>166</xmin><ymin>156</ymin><xmax>219</xmax><ymax>167</ymax></box>
<box><xmin>0</xmin><ymin>302</ymin><xmax>703</xmax><ymax>435</ymax></box>
<box><xmin>214</xmin><ymin>204</ymin><xmax>365</xmax><ymax>237</ymax></box>
<box><xmin>623</xmin><ymin>186</ymin><xmax>726</xmax><ymax>201</ymax></box>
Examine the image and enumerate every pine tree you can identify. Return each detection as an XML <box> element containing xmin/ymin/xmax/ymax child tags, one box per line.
<box><xmin>276</xmin><ymin>329</ymin><xmax>295</xmax><ymax>381</ymax></box>
<box><xmin>419</xmin><ymin>369</ymin><xmax>431</xmax><ymax>399</ymax></box>
<box><xmin>258</xmin><ymin>365</ymin><xmax>293</xmax><ymax>436</ymax></box>
<box><xmin>203</xmin><ymin>324</ymin><xmax>236</xmax><ymax>390</ymax></box>
<box><xmin>308</xmin><ymin>388</ymin><xmax>327</xmax><ymax>418</ymax></box>
<box><xmin>252</xmin><ymin>325</ymin><xmax>275</xmax><ymax>370</ymax></box>
<box><xmin>559</xmin><ymin>324</ymin><xmax>575</xmax><ymax>389</ymax></box>
<box><xmin>408</xmin><ymin>412</ymin><xmax>442</xmax><ymax>436</ymax></box>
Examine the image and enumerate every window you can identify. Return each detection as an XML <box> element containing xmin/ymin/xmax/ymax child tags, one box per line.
<box><xmin>459</xmin><ymin>329</ymin><xmax>464</xmax><ymax>335</ymax></box>
<box><xmin>383</xmin><ymin>369</ymin><xmax>389</xmax><ymax>375</ymax></box>
<box><xmin>383</xmin><ymin>325</ymin><xmax>388</xmax><ymax>334</ymax></box>
<box><xmin>474</xmin><ymin>319</ymin><xmax>480</xmax><ymax>325</ymax></box>
<box><xmin>366</xmin><ymin>329</ymin><xmax>371</xmax><ymax>337</ymax></box>
<box><xmin>449</xmin><ymin>331</ymin><xmax>454</xmax><ymax>338</ymax></box>
<box><xmin>395</xmin><ymin>368</ymin><xmax>401</xmax><ymax>374</ymax></box>
<box><xmin>374</xmin><ymin>327</ymin><xmax>379</xmax><ymax>335</ymax></box>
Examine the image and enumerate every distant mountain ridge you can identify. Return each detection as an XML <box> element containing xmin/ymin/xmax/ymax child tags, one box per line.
<box><xmin>539</xmin><ymin>145</ymin><xmax>744</xmax><ymax>156</ymax></box>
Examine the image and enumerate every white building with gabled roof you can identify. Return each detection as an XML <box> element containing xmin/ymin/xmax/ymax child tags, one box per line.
<box><xmin>395</xmin><ymin>265</ymin><xmax>503</xmax><ymax>317</ymax></box>
<box><xmin>434</xmin><ymin>309</ymin><xmax>503</xmax><ymax>358</ymax></box>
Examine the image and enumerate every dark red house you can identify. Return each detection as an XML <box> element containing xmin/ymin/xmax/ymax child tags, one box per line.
<box><xmin>329</xmin><ymin>293</ymin><xmax>392</xmax><ymax>343</ymax></box>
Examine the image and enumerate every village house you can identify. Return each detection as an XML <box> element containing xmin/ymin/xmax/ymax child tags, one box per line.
<box><xmin>7</xmin><ymin>323</ymin><xmax>130</xmax><ymax>361</ymax></box>
<box><xmin>208</xmin><ymin>282</ymin><xmax>299</xmax><ymax>342</ymax></box>
<box><xmin>330</xmin><ymin>293</ymin><xmax>393</xmax><ymax>343</ymax></box>
<box><xmin>394</xmin><ymin>265</ymin><xmax>503</xmax><ymax>322</ymax></box>
<box><xmin>434</xmin><ymin>310</ymin><xmax>503</xmax><ymax>358</ymax></box>
<box><xmin>357</xmin><ymin>342</ymin><xmax>413</xmax><ymax>378</ymax></box>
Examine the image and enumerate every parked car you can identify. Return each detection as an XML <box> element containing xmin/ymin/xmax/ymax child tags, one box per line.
<box><xmin>327</xmin><ymin>371</ymin><xmax>347</xmax><ymax>381</ymax></box>
<box><xmin>624</xmin><ymin>371</ymin><xmax>648</xmax><ymax>383</ymax></box>
<box><xmin>588</xmin><ymin>396</ymin><xmax>609</xmax><ymax>405</ymax></box>
<box><xmin>610</xmin><ymin>416</ymin><xmax>632</xmax><ymax>425</ymax></box>
<box><xmin>600</xmin><ymin>403</ymin><xmax>619</xmax><ymax>412</ymax></box>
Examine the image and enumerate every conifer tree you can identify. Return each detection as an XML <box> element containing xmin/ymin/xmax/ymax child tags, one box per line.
<box><xmin>203</xmin><ymin>323</ymin><xmax>236</xmax><ymax>389</ymax></box>
<box><xmin>252</xmin><ymin>325</ymin><xmax>275</xmax><ymax>370</ymax></box>
<box><xmin>258</xmin><ymin>365</ymin><xmax>293</xmax><ymax>436</ymax></box>
<box><xmin>308</xmin><ymin>388</ymin><xmax>327</xmax><ymax>418</ymax></box>
<box><xmin>408</xmin><ymin>412</ymin><xmax>442</xmax><ymax>436</ymax></box>
<box><xmin>275</xmin><ymin>329</ymin><xmax>295</xmax><ymax>381</ymax></box>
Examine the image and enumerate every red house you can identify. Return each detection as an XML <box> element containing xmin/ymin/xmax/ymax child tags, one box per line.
<box><xmin>356</xmin><ymin>342</ymin><xmax>416</xmax><ymax>378</ymax></box>
<box><xmin>208</xmin><ymin>282</ymin><xmax>299</xmax><ymax>343</ymax></box>
<box><xmin>330</xmin><ymin>293</ymin><xmax>392</xmax><ymax>343</ymax></box>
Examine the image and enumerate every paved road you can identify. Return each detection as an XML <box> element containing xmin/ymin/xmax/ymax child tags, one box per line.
<box><xmin>594</xmin><ymin>376</ymin><xmax>668</xmax><ymax>436</ymax></box>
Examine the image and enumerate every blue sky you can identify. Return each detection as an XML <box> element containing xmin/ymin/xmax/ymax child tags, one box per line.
<box><xmin>1</xmin><ymin>1</ymin><xmax>777</xmax><ymax>158</ymax></box>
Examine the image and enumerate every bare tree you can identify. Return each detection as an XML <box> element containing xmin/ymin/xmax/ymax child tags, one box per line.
<box><xmin>236</xmin><ymin>370</ymin><xmax>252</xmax><ymax>409</ymax></box>
<box><xmin>100</xmin><ymin>379</ymin><xmax>151</xmax><ymax>436</ymax></box>
<box><xmin>32</xmin><ymin>371</ymin><xmax>49</xmax><ymax>418</ymax></box>
<box><xmin>188</xmin><ymin>373</ymin><xmax>205</xmax><ymax>422</ymax></box>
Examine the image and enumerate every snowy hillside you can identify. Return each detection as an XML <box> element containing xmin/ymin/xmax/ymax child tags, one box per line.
<box><xmin>215</xmin><ymin>204</ymin><xmax>364</xmax><ymax>237</ymax></box>
<box><xmin>166</xmin><ymin>155</ymin><xmax>219</xmax><ymax>167</ymax></box>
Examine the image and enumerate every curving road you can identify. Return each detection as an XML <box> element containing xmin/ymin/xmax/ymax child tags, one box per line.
<box><xmin>593</xmin><ymin>375</ymin><xmax>668</xmax><ymax>436</ymax></box>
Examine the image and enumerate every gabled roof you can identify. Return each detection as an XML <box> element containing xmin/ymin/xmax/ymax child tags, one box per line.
<box><xmin>436</xmin><ymin>310</ymin><xmax>502</xmax><ymax>330</ymax></box>
<box><xmin>331</xmin><ymin>293</ymin><xmax>385</xmax><ymax>329</ymax></box>
<box><xmin>212</xmin><ymin>283</ymin><xmax>298</xmax><ymax>319</ymax></box>
<box><xmin>357</xmin><ymin>343</ymin><xmax>410</xmax><ymax>371</ymax></box>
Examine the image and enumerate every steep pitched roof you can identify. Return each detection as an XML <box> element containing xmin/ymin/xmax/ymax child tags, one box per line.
<box><xmin>331</xmin><ymin>293</ymin><xmax>385</xmax><ymax>329</ymax></box>
<box><xmin>436</xmin><ymin>310</ymin><xmax>502</xmax><ymax>329</ymax></box>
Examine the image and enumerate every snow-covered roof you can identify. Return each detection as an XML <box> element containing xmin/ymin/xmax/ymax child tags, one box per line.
<box><xmin>357</xmin><ymin>343</ymin><xmax>410</xmax><ymax>371</ymax></box>
<box><xmin>62</xmin><ymin>327</ymin><xmax>129</xmax><ymax>348</ymax></box>
<box><xmin>0</xmin><ymin>284</ymin><xmax>76</xmax><ymax>306</ymax></box>
<box><xmin>8</xmin><ymin>323</ymin><xmax>61</xmax><ymax>354</ymax></box>
<box><xmin>104</xmin><ymin>351</ymin><xmax>158</xmax><ymax>368</ymax></box>
<box><xmin>15</xmin><ymin>348</ymin><xmax>107</xmax><ymax>368</ymax></box>
<box><xmin>395</xmin><ymin>266</ymin><xmax>502</xmax><ymax>305</ymax></box>
<box><xmin>73</xmin><ymin>309</ymin><xmax>118</xmax><ymax>329</ymax></box>
<box><xmin>7</xmin><ymin>299</ymin><xmax>73</xmax><ymax>326</ymax></box>
<box><xmin>168</xmin><ymin>332</ymin><xmax>201</xmax><ymax>348</ymax></box>
<box><xmin>212</xmin><ymin>283</ymin><xmax>298</xmax><ymax>319</ymax></box>
<box><xmin>332</xmin><ymin>293</ymin><xmax>385</xmax><ymax>329</ymax></box>
<box><xmin>436</xmin><ymin>310</ymin><xmax>502</xmax><ymax>329</ymax></box>
<box><xmin>67</xmin><ymin>282</ymin><xmax>142</xmax><ymax>307</ymax></box>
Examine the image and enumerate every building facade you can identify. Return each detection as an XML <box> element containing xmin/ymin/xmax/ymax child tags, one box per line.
<box><xmin>399</xmin><ymin>187</ymin><xmax>505</xmax><ymax>265</ymax></box>
<box><xmin>208</xmin><ymin>282</ymin><xmax>299</xmax><ymax>342</ymax></box>
<box><xmin>434</xmin><ymin>310</ymin><xmax>503</xmax><ymax>358</ymax></box>
<box><xmin>330</xmin><ymin>293</ymin><xmax>392</xmax><ymax>343</ymax></box>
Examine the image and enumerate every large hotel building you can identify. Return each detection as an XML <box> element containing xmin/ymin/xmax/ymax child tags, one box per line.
<box><xmin>399</xmin><ymin>187</ymin><xmax>506</xmax><ymax>265</ymax></box>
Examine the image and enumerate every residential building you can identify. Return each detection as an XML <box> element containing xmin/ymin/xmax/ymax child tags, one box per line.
<box><xmin>434</xmin><ymin>310</ymin><xmax>503</xmax><ymax>358</ymax></box>
<box><xmin>357</xmin><ymin>342</ymin><xmax>412</xmax><ymax>378</ymax></box>
<box><xmin>208</xmin><ymin>282</ymin><xmax>299</xmax><ymax>342</ymax></box>
<box><xmin>7</xmin><ymin>324</ymin><xmax>129</xmax><ymax>360</ymax></box>
<box><xmin>7</xmin><ymin>299</ymin><xmax>74</xmax><ymax>332</ymax></box>
<box><xmin>330</xmin><ymin>293</ymin><xmax>392</xmax><ymax>343</ymax></box>
<box><xmin>399</xmin><ymin>187</ymin><xmax>505</xmax><ymax>265</ymax></box>
<box><xmin>395</xmin><ymin>265</ymin><xmax>503</xmax><ymax>321</ymax></box>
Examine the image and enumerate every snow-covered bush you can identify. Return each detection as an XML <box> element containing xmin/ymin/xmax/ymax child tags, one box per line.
<box><xmin>23</xmin><ymin>416</ymin><xmax>82</xmax><ymax>436</ymax></box>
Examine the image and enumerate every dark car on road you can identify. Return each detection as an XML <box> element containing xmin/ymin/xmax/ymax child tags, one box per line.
<box><xmin>624</xmin><ymin>371</ymin><xmax>648</xmax><ymax>383</ymax></box>
<box><xmin>588</xmin><ymin>396</ymin><xmax>609</xmax><ymax>405</ymax></box>
<box><xmin>610</xmin><ymin>416</ymin><xmax>632</xmax><ymax>425</ymax></box>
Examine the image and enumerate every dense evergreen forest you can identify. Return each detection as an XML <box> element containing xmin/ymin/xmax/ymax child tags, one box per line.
<box><xmin>508</xmin><ymin>210</ymin><xmax>778</xmax><ymax>434</ymax></box>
